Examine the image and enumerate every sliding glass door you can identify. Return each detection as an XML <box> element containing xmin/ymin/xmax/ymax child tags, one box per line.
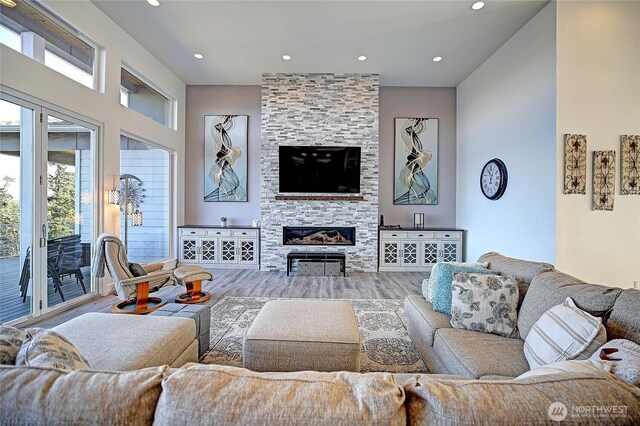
<box><xmin>0</xmin><ymin>93</ymin><xmax>99</xmax><ymax>324</ymax></box>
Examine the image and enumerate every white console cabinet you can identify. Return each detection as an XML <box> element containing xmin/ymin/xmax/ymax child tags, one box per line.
<box><xmin>178</xmin><ymin>226</ymin><xmax>259</xmax><ymax>269</ymax></box>
<box><xmin>379</xmin><ymin>228</ymin><xmax>462</xmax><ymax>272</ymax></box>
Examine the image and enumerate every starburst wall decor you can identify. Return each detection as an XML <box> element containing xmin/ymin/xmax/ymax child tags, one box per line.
<box><xmin>563</xmin><ymin>134</ymin><xmax>587</xmax><ymax>194</ymax></box>
<box><xmin>621</xmin><ymin>135</ymin><xmax>639</xmax><ymax>195</ymax></box>
<box><xmin>592</xmin><ymin>150</ymin><xmax>615</xmax><ymax>211</ymax></box>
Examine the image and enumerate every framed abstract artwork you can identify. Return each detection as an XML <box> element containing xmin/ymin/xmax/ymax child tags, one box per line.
<box><xmin>592</xmin><ymin>150</ymin><xmax>615</xmax><ymax>211</ymax></box>
<box><xmin>393</xmin><ymin>118</ymin><xmax>438</xmax><ymax>205</ymax></box>
<box><xmin>204</xmin><ymin>115</ymin><xmax>248</xmax><ymax>202</ymax></box>
<box><xmin>621</xmin><ymin>135</ymin><xmax>639</xmax><ymax>195</ymax></box>
<box><xmin>563</xmin><ymin>134</ymin><xmax>587</xmax><ymax>194</ymax></box>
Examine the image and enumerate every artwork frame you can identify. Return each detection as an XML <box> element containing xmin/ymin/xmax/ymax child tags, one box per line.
<box><xmin>592</xmin><ymin>150</ymin><xmax>615</xmax><ymax>211</ymax></box>
<box><xmin>563</xmin><ymin>134</ymin><xmax>587</xmax><ymax>194</ymax></box>
<box><xmin>621</xmin><ymin>135</ymin><xmax>639</xmax><ymax>195</ymax></box>
<box><xmin>204</xmin><ymin>115</ymin><xmax>248</xmax><ymax>202</ymax></box>
<box><xmin>393</xmin><ymin>117</ymin><xmax>438</xmax><ymax>205</ymax></box>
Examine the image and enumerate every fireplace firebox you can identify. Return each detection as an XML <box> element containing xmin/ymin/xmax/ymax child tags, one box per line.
<box><xmin>283</xmin><ymin>226</ymin><xmax>356</xmax><ymax>246</ymax></box>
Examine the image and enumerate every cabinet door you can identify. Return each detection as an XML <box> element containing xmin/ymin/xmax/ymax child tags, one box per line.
<box><xmin>400</xmin><ymin>241</ymin><xmax>419</xmax><ymax>266</ymax></box>
<box><xmin>180</xmin><ymin>237</ymin><xmax>199</xmax><ymax>263</ymax></box>
<box><xmin>199</xmin><ymin>238</ymin><xmax>218</xmax><ymax>264</ymax></box>
<box><xmin>238</xmin><ymin>238</ymin><xmax>257</xmax><ymax>265</ymax></box>
<box><xmin>219</xmin><ymin>238</ymin><xmax>238</xmax><ymax>264</ymax></box>
<box><xmin>440</xmin><ymin>240</ymin><xmax>461</xmax><ymax>263</ymax></box>
<box><xmin>380</xmin><ymin>240</ymin><xmax>401</xmax><ymax>267</ymax></box>
<box><xmin>422</xmin><ymin>240</ymin><xmax>440</xmax><ymax>266</ymax></box>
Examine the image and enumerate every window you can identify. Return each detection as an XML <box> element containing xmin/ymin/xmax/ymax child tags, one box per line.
<box><xmin>0</xmin><ymin>0</ymin><xmax>96</xmax><ymax>89</ymax></box>
<box><xmin>119</xmin><ymin>135</ymin><xmax>171</xmax><ymax>263</ymax></box>
<box><xmin>120</xmin><ymin>66</ymin><xmax>171</xmax><ymax>127</ymax></box>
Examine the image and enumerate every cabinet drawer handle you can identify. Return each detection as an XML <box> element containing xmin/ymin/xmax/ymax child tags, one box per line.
<box><xmin>391</xmin><ymin>234</ymin><xmax>397</xmax><ymax>237</ymax></box>
<box><xmin>445</xmin><ymin>234</ymin><xmax>450</xmax><ymax>237</ymax></box>
<box><xmin>242</xmin><ymin>232</ymin><xmax>247</xmax><ymax>235</ymax></box>
<box><xmin>190</xmin><ymin>231</ymin><xmax>195</xmax><ymax>234</ymax></box>
<box><xmin>216</xmin><ymin>232</ymin><xmax>221</xmax><ymax>235</ymax></box>
<box><xmin>418</xmin><ymin>234</ymin><xmax>424</xmax><ymax>237</ymax></box>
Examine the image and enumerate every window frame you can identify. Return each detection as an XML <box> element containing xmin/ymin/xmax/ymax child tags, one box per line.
<box><xmin>120</xmin><ymin>63</ymin><xmax>175</xmax><ymax>129</ymax></box>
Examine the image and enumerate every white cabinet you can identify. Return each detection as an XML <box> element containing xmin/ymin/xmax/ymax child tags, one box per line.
<box><xmin>379</xmin><ymin>229</ymin><xmax>462</xmax><ymax>272</ymax></box>
<box><xmin>178</xmin><ymin>227</ymin><xmax>259</xmax><ymax>269</ymax></box>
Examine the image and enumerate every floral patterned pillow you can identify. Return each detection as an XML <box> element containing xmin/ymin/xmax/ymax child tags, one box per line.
<box><xmin>449</xmin><ymin>273</ymin><xmax>519</xmax><ymax>338</ymax></box>
<box><xmin>16</xmin><ymin>328</ymin><xmax>91</xmax><ymax>371</ymax></box>
<box><xmin>0</xmin><ymin>326</ymin><xmax>26</xmax><ymax>365</ymax></box>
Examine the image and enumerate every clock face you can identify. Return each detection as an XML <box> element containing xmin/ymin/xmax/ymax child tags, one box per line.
<box><xmin>480</xmin><ymin>159</ymin><xmax>508</xmax><ymax>200</ymax></box>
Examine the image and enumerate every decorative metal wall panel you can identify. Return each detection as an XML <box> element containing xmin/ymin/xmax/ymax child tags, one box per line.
<box><xmin>563</xmin><ymin>134</ymin><xmax>587</xmax><ymax>194</ymax></box>
<box><xmin>621</xmin><ymin>135</ymin><xmax>639</xmax><ymax>195</ymax></box>
<box><xmin>592</xmin><ymin>150</ymin><xmax>616</xmax><ymax>211</ymax></box>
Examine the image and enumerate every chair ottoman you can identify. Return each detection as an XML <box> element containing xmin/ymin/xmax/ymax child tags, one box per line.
<box><xmin>243</xmin><ymin>300</ymin><xmax>360</xmax><ymax>372</ymax></box>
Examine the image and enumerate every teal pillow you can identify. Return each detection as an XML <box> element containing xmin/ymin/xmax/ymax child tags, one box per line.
<box><xmin>432</xmin><ymin>264</ymin><xmax>494</xmax><ymax>315</ymax></box>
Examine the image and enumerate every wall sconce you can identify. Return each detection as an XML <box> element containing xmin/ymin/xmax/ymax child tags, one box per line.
<box><xmin>108</xmin><ymin>175</ymin><xmax>120</xmax><ymax>204</ymax></box>
<box><xmin>132</xmin><ymin>209</ymin><xmax>143</xmax><ymax>227</ymax></box>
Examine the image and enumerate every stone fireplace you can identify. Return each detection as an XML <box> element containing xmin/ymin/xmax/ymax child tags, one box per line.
<box><xmin>283</xmin><ymin>226</ymin><xmax>356</xmax><ymax>246</ymax></box>
<box><xmin>260</xmin><ymin>73</ymin><xmax>379</xmax><ymax>271</ymax></box>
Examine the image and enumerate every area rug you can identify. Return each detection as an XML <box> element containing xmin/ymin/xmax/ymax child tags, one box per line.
<box><xmin>201</xmin><ymin>297</ymin><xmax>429</xmax><ymax>374</ymax></box>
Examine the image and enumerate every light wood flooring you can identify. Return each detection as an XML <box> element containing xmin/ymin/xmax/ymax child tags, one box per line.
<box><xmin>28</xmin><ymin>269</ymin><xmax>424</xmax><ymax>328</ymax></box>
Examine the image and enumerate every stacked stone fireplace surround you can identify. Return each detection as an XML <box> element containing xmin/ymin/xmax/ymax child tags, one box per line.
<box><xmin>260</xmin><ymin>73</ymin><xmax>379</xmax><ymax>271</ymax></box>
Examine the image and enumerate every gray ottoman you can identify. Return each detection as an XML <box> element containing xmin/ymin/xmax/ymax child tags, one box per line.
<box><xmin>243</xmin><ymin>300</ymin><xmax>360</xmax><ymax>372</ymax></box>
<box><xmin>150</xmin><ymin>303</ymin><xmax>211</xmax><ymax>358</ymax></box>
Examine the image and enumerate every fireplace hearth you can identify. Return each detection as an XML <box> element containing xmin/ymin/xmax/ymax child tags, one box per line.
<box><xmin>283</xmin><ymin>226</ymin><xmax>356</xmax><ymax>246</ymax></box>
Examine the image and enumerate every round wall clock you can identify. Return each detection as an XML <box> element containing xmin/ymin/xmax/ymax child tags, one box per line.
<box><xmin>480</xmin><ymin>158</ymin><xmax>508</xmax><ymax>200</ymax></box>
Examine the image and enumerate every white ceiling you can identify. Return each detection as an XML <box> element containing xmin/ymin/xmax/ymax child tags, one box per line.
<box><xmin>91</xmin><ymin>0</ymin><xmax>549</xmax><ymax>86</ymax></box>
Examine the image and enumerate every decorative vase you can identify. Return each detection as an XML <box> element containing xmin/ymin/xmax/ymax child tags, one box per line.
<box><xmin>220</xmin><ymin>219</ymin><xmax>227</xmax><ymax>227</ymax></box>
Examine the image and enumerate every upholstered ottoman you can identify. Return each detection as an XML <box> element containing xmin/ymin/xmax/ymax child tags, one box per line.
<box><xmin>173</xmin><ymin>265</ymin><xmax>213</xmax><ymax>304</ymax></box>
<box><xmin>149</xmin><ymin>303</ymin><xmax>211</xmax><ymax>358</ymax></box>
<box><xmin>243</xmin><ymin>300</ymin><xmax>360</xmax><ymax>372</ymax></box>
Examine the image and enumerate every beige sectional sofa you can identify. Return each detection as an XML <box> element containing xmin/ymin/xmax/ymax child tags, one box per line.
<box><xmin>405</xmin><ymin>252</ymin><xmax>640</xmax><ymax>379</ymax></box>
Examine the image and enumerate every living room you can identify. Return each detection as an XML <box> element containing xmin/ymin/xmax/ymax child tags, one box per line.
<box><xmin>1</xmin><ymin>0</ymin><xmax>639</xmax><ymax>424</ymax></box>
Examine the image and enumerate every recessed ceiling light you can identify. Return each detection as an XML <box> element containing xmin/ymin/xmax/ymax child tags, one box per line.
<box><xmin>147</xmin><ymin>0</ymin><xmax>160</xmax><ymax>6</ymax></box>
<box><xmin>472</xmin><ymin>1</ymin><xmax>485</xmax><ymax>10</ymax></box>
<box><xmin>433</xmin><ymin>56</ymin><xmax>443</xmax><ymax>62</ymax></box>
<box><xmin>194</xmin><ymin>53</ymin><xmax>204</xmax><ymax>59</ymax></box>
<box><xmin>282</xmin><ymin>55</ymin><xmax>292</xmax><ymax>61</ymax></box>
<box><xmin>358</xmin><ymin>56</ymin><xmax>367</xmax><ymax>61</ymax></box>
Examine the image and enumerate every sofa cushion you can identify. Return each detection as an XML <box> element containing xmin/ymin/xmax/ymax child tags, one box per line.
<box><xmin>0</xmin><ymin>365</ymin><xmax>167</xmax><ymax>425</ymax></box>
<box><xmin>477</xmin><ymin>252</ymin><xmax>553</xmax><ymax>307</ymax></box>
<box><xmin>16</xmin><ymin>328</ymin><xmax>91</xmax><ymax>371</ymax></box>
<box><xmin>607</xmin><ymin>289</ymin><xmax>640</xmax><ymax>344</ymax></box>
<box><xmin>433</xmin><ymin>328</ymin><xmax>529</xmax><ymax>378</ymax></box>
<box><xmin>154</xmin><ymin>363</ymin><xmax>406</xmax><ymax>426</ymax></box>
<box><xmin>590</xmin><ymin>339</ymin><xmax>640</xmax><ymax>386</ymax></box>
<box><xmin>404</xmin><ymin>372</ymin><xmax>640</xmax><ymax>425</ymax></box>
<box><xmin>425</xmin><ymin>261</ymin><xmax>489</xmax><ymax>302</ymax></box>
<box><xmin>404</xmin><ymin>295</ymin><xmax>451</xmax><ymax>348</ymax></box>
<box><xmin>432</xmin><ymin>264</ymin><xmax>493</xmax><ymax>315</ymax></box>
<box><xmin>0</xmin><ymin>326</ymin><xmax>26</xmax><ymax>365</ymax></box>
<box><xmin>517</xmin><ymin>269</ymin><xmax>622</xmax><ymax>340</ymax></box>
<box><xmin>52</xmin><ymin>313</ymin><xmax>196</xmax><ymax>371</ymax></box>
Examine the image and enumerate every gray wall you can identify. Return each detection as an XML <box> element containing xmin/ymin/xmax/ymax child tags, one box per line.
<box><xmin>379</xmin><ymin>87</ymin><xmax>456</xmax><ymax>227</ymax></box>
<box><xmin>260</xmin><ymin>73</ymin><xmax>379</xmax><ymax>272</ymax></box>
<box><xmin>456</xmin><ymin>2</ymin><xmax>556</xmax><ymax>263</ymax></box>
<box><xmin>184</xmin><ymin>85</ymin><xmax>262</xmax><ymax>226</ymax></box>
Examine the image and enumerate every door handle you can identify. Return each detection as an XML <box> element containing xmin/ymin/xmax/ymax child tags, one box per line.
<box><xmin>40</xmin><ymin>224</ymin><xmax>47</xmax><ymax>247</ymax></box>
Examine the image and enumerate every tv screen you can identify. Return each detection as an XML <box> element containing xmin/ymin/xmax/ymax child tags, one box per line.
<box><xmin>279</xmin><ymin>146</ymin><xmax>361</xmax><ymax>193</ymax></box>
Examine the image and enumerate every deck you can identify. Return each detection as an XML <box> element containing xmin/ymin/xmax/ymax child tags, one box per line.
<box><xmin>0</xmin><ymin>256</ymin><xmax>90</xmax><ymax>324</ymax></box>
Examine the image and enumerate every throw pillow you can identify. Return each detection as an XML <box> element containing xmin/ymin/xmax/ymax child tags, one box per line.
<box><xmin>129</xmin><ymin>262</ymin><xmax>148</xmax><ymax>277</ymax></box>
<box><xmin>0</xmin><ymin>326</ymin><xmax>26</xmax><ymax>365</ymax></box>
<box><xmin>590</xmin><ymin>339</ymin><xmax>640</xmax><ymax>386</ymax></box>
<box><xmin>514</xmin><ymin>359</ymin><xmax>612</xmax><ymax>380</ymax></box>
<box><xmin>449</xmin><ymin>273</ymin><xmax>519</xmax><ymax>337</ymax></box>
<box><xmin>16</xmin><ymin>328</ymin><xmax>91</xmax><ymax>371</ymax></box>
<box><xmin>524</xmin><ymin>297</ymin><xmax>604</xmax><ymax>369</ymax></box>
<box><xmin>432</xmin><ymin>264</ymin><xmax>493</xmax><ymax>315</ymax></box>
<box><xmin>425</xmin><ymin>261</ymin><xmax>489</xmax><ymax>302</ymax></box>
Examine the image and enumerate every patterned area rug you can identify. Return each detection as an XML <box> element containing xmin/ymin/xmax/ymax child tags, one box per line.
<box><xmin>201</xmin><ymin>297</ymin><xmax>428</xmax><ymax>374</ymax></box>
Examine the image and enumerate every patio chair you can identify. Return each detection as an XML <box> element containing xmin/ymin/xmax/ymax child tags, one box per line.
<box><xmin>92</xmin><ymin>233</ymin><xmax>177</xmax><ymax>314</ymax></box>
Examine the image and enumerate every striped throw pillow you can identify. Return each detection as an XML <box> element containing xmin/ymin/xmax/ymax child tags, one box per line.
<box><xmin>524</xmin><ymin>297</ymin><xmax>605</xmax><ymax>369</ymax></box>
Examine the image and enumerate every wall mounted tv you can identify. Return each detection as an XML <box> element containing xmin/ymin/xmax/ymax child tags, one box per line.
<box><xmin>279</xmin><ymin>146</ymin><xmax>361</xmax><ymax>193</ymax></box>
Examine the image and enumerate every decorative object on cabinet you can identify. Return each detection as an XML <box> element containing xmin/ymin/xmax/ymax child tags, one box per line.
<box><xmin>378</xmin><ymin>228</ymin><xmax>462</xmax><ymax>272</ymax></box>
<box><xmin>178</xmin><ymin>226</ymin><xmax>259</xmax><ymax>269</ymax></box>
<box><xmin>592</xmin><ymin>150</ymin><xmax>616</xmax><ymax>211</ymax></box>
<box><xmin>204</xmin><ymin>115</ymin><xmax>248</xmax><ymax>202</ymax></box>
<box><xmin>563</xmin><ymin>134</ymin><xmax>587</xmax><ymax>194</ymax></box>
<box><xmin>413</xmin><ymin>213</ymin><xmax>424</xmax><ymax>229</ymax></box>
<box><xmin>621</xmin><ymin>135</ymin><xmax>639</xmax><ymax>195</ymax></box>
<box><xmin>480</xmin><ymin>158</ymin><xmax>508</xmax><ymax>200</ymax></box>
<box><xmin>393</xmin><ymin>118</ymin><xmax>438</xmax><ymax>205</ymax></box>
<box><xmin>220</xmin><ymin>217</ymin><xmax>228</xmax><ymax>227</ymax></box>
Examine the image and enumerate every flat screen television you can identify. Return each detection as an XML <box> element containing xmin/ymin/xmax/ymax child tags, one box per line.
<box><xmin>279</xmin><ymin>146</ymin><xmax>361</xmax><ymax>193</ymax></box>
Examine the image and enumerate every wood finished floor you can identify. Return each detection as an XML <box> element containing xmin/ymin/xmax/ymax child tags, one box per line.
<box><xmin>29</xmin><ymin>269</ymin><xmax>425</xmax><ymax>328</ymax></box>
